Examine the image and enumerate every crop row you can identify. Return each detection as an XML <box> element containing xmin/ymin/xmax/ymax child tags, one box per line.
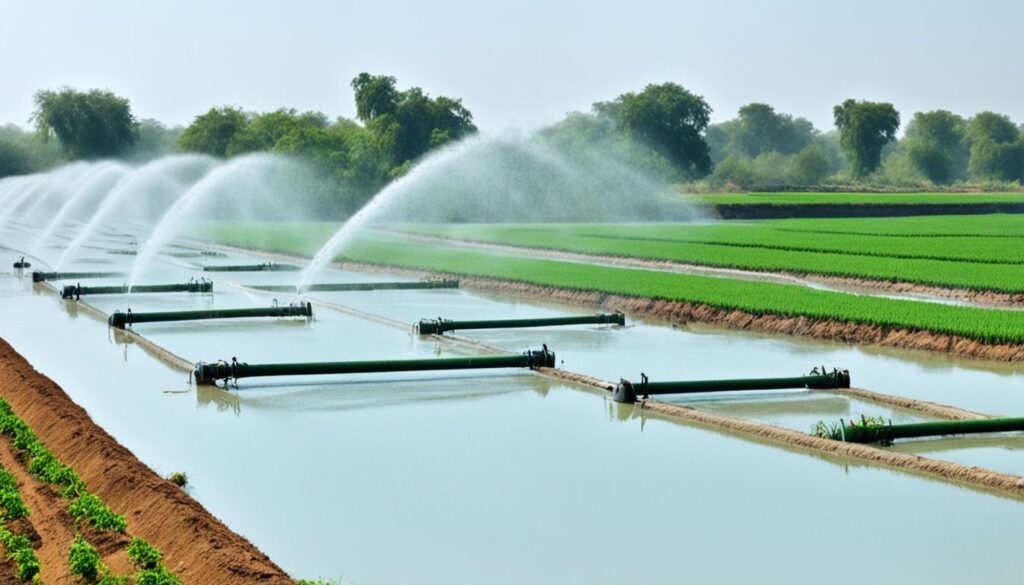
<box><xmin>0</xmin><ymin>465</ymin><xmax>39</xmax><ymax>582</ymax></box>
<box><xmin>392</xmin><ymin>224</ymin><xmax>1024</xmax><ymax>293</ymax></box>
<box><xmin>398</xmin><ymin>221</ymin><xmax>1024</xmax><ymax>265</ymax></box>
<box><xmin>0</xmin><ymin>400</ymin><xmax>181</xmax><ymax>584</ymax></box>
<box><xmin>334</xmin><ymin>240</ymin><xmax>1024</xmax><ymax>345</ymax></box>
<box><xmin>695</xmin><ymin>192</ymin><xmax>1024</xmax><ymax>206</ymax></box>
<box><xmin>69</xmin><ymin>534</ymin><xmax>180</xmax><ymax>585</ymax></box>
<box><xmin>765</xmin><ymin>213</ymin><xmax>1024</xmax><ymax>238</ymax></box>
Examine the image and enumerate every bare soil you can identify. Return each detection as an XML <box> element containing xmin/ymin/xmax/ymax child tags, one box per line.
<box><xmin>0</xmin><ymin>338</ymin><xmax>294</xmax><ymax>585</ymax></box>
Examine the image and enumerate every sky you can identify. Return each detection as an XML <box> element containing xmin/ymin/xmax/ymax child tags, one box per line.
<box><xmin>2</xmin><ymin>0</ymin><xmax>1022</xmax><ymax>133</ymax></box>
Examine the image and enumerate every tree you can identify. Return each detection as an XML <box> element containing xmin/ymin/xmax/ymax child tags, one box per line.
<box><xmin>965</xmin><ymin>112</ymin><xmax>1023</xmax><ymax>182</ymax></box>
<box><xmin>177</xmin><ymin>106</ymin><xmax>249</xmax><ymax>157</ymax></box>
<box><xmin>902</xmin><ymin>110</ymin><xmax>967</xmax><ymax>184</ymax></box>
<box><xmin>967</xmin><ymin>111</ymin><xmax>1018</xmax><ymax>145</ymax></box>
<box><xmin>129</xmin><ymin>119</ymin><xmax>183</xmax><ymax>161</ymax></box>
<box><xmin>595</xmin><ymin>82</ymin><xmax>713</xmax><ymax>176</ymax></box>
<box><xmin>789</xmin><ymin>144</ymin><xmax>831</xmax><ymax>186</ymax></box>
<box><xmin>734</xmin><ymin>103</ymin><xmax>815</xmax><ymax>157</ymax></box>
<box><xmin>226</xmin><ymin>108</ymin><xmax>327</xmax><ymax>155</ymax></box>
<box><xmin>0</xmin><ymin>141</ymin><xmax>32</xmax><ymax>178</ymax></box>
<box><xmin>350</xmin><ymin>73</ymin><xmax>477</xmax><ymax>166</ymax></box>
<box><xmin>32</xmin><ymin>87</ymin><xmax>138</xmax><ymax>159</ymax></box>
<box><xmin>711</xmin><ymin>154</ymin><xmax>756</xmax><ymax>188</ymax></box>
<box><xmin>351</xmin><ymin>73</ymin><xmax>399</xmax><ymax>122</ymax></box>
<box><xmin>833</xmin><ymin>99</ymin><xmax>900</xmax><ymax>177</ymax></box>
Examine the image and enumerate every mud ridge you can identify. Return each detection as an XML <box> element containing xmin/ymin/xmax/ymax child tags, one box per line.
<box><xmin>0</xmin><ymin>338</ymin><xmax>294</xmax><ymax>585</ymax></box>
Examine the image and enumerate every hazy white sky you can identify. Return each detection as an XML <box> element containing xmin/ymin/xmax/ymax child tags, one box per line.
<box><xmin>2</xmin><ymin>0</ymin><xmax>1021</xmax><ymax>132</ymax></box>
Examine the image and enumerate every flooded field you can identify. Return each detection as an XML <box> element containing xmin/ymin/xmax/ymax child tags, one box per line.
<box><xmin>2</xmin><ymin>228</ymin><xmax>1024</xmax><ymax>584</ymax></box>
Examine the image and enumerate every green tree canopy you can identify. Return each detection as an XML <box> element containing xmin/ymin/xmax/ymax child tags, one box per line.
<box><xmin>177</xmin><ymin>106</ymin><xmax>250</xmax><ymax>157</ymax></box>
<box><xmin>226</xmin><ymin>109</ymin><xmax>328</xmax><ymax>156</ymax></box>
<box><xmin>967</xmin><ymin>111</ymin><xmax>1018</xmax><ymax>144</ymax></box>
<box><xmin>789</xmin><ymin>144</ymin><xmax>831</xmax><ymax>186</ymax></box>
<box><xmin>595</xmin><ymin>82</ymin><xmax>713</xmax><ymax>176</ymax></box>
<box><xmin>903</xmin><ymin>110</ymin><xmax>967</xmax><ymax>184</ymax></box>
<box><xmin>351</xmin><ymin>73</ymin><xmax>477</xmax><ymax>166</ymax></box>
<box><xmin>734</xmin><ymin>103</ymin><xmax>816</xmax><ymax>157</ymax></box>
<box><xmin>833</xmin><ymin>99</ymin><xmax>900</xmax><ymax>177</ymax></box>
<box><xmin>31</xmin><ymin>87</ymin><xmax>138</xmax><ymax>159</ymax></box>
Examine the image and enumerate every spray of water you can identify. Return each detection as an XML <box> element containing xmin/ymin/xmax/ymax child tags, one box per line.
<box><xmin>129</xmin><ymin>154</ymin><xmax>301</xmax><ymax>287</ymax></box>
<box><xmin>55</xmin><ymin>155</ymin><xmax>213</xmax><ymax>269</ymax></box>
<box><xmin>31</xmin><ymin>162</ymin><xmax>130</xmax><ymax>257</ymax></box>
<box><xmin>295</xmin><ymin>129</ymin><xmax>705</xmax><ymax>290</ymax></box>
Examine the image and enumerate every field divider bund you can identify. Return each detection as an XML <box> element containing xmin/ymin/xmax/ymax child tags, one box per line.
<box><xmin>35</xmin><ymin>282</ymin><xmax>193</xmax><ymax>373</ymax></box>
<box><xmin>534</xmin><ymin>367</ymin><xmax>1024</xmax><ymax>501</ymax></box>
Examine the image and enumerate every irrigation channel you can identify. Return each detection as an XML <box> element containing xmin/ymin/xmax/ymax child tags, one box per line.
<box><xmin>2</xmin><ymin>224</ymin><xmax>1024</xmax><ymax>584</ymax></box>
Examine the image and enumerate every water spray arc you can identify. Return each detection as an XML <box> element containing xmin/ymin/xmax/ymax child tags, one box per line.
<box><xmin>31</xmin><ymin>162</ymin><xmax>130</xmax><ymax>258</ymax></box>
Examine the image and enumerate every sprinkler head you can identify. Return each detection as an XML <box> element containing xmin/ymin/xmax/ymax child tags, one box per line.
<box><xmin>108</xmin><ymin>311</ymin><xmax>128</xmax><ymax>329</ymax></box>
<box><xmin>612</xmin><ymin>380</ymin><xmax>638</xmax><ymax>404</ymax></box>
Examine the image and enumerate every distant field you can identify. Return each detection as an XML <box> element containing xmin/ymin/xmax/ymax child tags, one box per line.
<box><xmin>394</xmin><ymin>219</ymin><xmax>1024</xmax><ymax>293</ymax></box>
<box><xmin>695</xmin><ymin>192</ymin><xmax>1024</xmax><ymax>206</ymax></box>
<box><xmin>198</xmin><ymin>222</ymin><xmax>1024</xmax><ymax>345</ymax></box>
<box><xmin>197</xmin><ymin>224</ymin><xmax>1024</xmax><ymax>345</ymax></box>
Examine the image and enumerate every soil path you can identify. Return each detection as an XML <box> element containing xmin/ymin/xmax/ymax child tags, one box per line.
<box><xmin>0</xmin><ymin>338</ymin><xmax>294</xmax><ymax>585</ymax></box>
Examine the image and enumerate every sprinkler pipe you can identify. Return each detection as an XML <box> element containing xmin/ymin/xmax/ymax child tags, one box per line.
<box><xmin>834</xmin><ymin>417</ymin><xmax>1024</xmax><ymax>444</ymax></box>
<box><xmin>62</xmin><ymin>279</ymin><xmax>213</xmax><ymax>299</ymax></box>
<box><xmin>202</xmin><ymin>263</ymin><xmax>301</xmax><ymax>272</ymax></box>
<box><xmin>32</xmin><ymin>271</ymin><xmax>126</xmax><ymax>282</ymax></box>
<box><xmin>193</xmin><ymin>346</ymin><xmax>556</xmax><ymax>385</ymax></box>
<box><xmin>612</xmin><ymin>368</ymin><xmax>850</xmax><ymax>404</ymax></box>
<box><xmin>108</xmin><ymin>302</ymin><xmax>312</xmax><ymax>329</ymax></box>
<box><xmin>417</xmin><ymin>312</ymin><xmax>625</xmax><ymax>335</ymax></box>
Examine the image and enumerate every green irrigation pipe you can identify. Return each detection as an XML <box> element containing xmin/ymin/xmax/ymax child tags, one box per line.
<box><xmin>417</xmin><ymin>312</ymin><xmax>624</xmax><ymax>335</ymax></box>
<box><xmin>834</xmin><ymin>417</ymin><xmax>1024</xmax><ymax>444</ymax></box>
<box><xmin>32</xmin><ymin>271</ymin><xmax>126</xmax><ymax>282</ymax></box>
<box><xmin>202</xmin><ymin>263</ymin><xmax>301</xmax><ymax>272</ymax></box>
<box><xmin>108</xmin><ymin>302</ymin><xmax>312</xmax><ymax>329</ymax></box>
<box><xmin>612</xmin><ymin>369</ymin><xmax>850</xmax><ymax>404</ymax></box>
<box><xmin>62</xmin><ymin>281</ymin><xmax>213</xmax><ymax>299</ymax></box>
<box><xmin>193</xmin><ymin>347</ymin><xmax>556</xmax><ymax>385</ymax></box>
<box><xmin>248</xmin><ymin>280</ymin><xmax>460</xmax><ymax>293</ymax></box>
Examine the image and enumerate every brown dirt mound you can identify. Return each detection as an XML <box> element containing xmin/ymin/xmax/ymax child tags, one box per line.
<box><xmin>0</xmin><ymin>338</ymin><xmax>294</xmax><ymax>585</ymax></box>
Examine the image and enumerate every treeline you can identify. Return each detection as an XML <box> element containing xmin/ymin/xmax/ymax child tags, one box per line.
<box><xmin>3</xmin><ymin>77</ymin><xmax>1023</xmax><ymax>202</ymax></box>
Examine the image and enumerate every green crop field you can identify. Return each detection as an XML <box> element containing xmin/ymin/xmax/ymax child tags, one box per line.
<box><xmin>199</xmin><ymin>223</ymin><xmax>1024</xmax><ymax>345</ymax></box>
<box><xmin>392</xmin><ymin>222</ymin><xmax>1024</xmax><ymax>293</ymax></box>
<box><xmin>695</xmin><ymin>192</ymin><xmax>1024</xmax><ymax>206</ymax></box>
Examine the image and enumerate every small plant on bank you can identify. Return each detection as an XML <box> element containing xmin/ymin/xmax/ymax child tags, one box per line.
<box><xmin>134</xmin><ymin>565</ymin><xmax>182</xmax><ymax>585</ymax></box>
<box><xmin>166</xmin><ymin>472</ymin><xmax>188</xmax><ymax>488</ymax></box>
<box><xmin>0</xmin><ymin>525</ymin><xmax>41</xmax><ymax>582</ymax></box>
<box><xmin>127</xmin><ymin>538</ymin><xmax>162</xmax><ymax>570</ymax></box>
<box><xmin>68</xmin><ymin>534</ymin><xmax>101</xmax><ymax>583</ymax></box>
<box><xmin>812</xmin><ymin>414</ymin><xmax>889</xmax><ymax>440</ymax></box>
<box><xmin>68</xmin><ymin>493</ymin><xmax>127</xmax><ymax>532</ymax></box>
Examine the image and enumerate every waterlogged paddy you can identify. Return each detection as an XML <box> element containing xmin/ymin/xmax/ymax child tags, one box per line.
<box><xmin>1</xmin><ymin>237</ymin><xmax>1024</xmax><ymax>582</ymax></box>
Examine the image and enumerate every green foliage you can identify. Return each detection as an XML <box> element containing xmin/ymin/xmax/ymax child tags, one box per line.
<box><xmin>711</xmin><ymin>154</ymin><xmax>756</xmax><ymax>188</ymax></box>
<box><xmin>177</xmin><ymin>106</ymin><xmax>250</xmax><ymax>157</ymax></box>
<box><xmin>0</xmin><ymin>400</ymin><xmax>123</xmax><ymax>531</ymax></box>
<box><xmin>833</xmin><ymin>99</ymin><xmax>900</xmax><ymax>177</ymax></box>
<box><xmin>129</xmin><ymin>119</ymin><xmax>183</xmax><ymax>161</ymax></box>
<box><xmin>968</xmin><ymin>138</ymin><xmax>1024</xmax><ymax>182</ymax></box>
<box><xmin>133</xmin><ymin>565</ymin><xmax>182</xmax><ymax>585</ymax></box>
<box><xmin>903</xmin><ymin>110</ymin><xmax>968</xmax><ymax>184</ymax></box>
<box><xmin>166</xmin><ymin>471</ymin><xmax>187</xmax><ymax>488</ymax></box>
<box><xmin>226</xmin><ymin>108</ymin><xmax>327</xmax><ymax>156</ymax></box>
<box><xmin>351</xmin><ymin>73</ymin><xmax>476</xmax><ymax>165</ymax></box>
<box><xmin>0</xmin><ymin>468</ymin><xmax>29</xmax><ymax>521</ymax></box>
<box><xmin>0</xmin><ymin>525</ymin><xmax>40</xmax><ymax>582</ymax></box>
<box><xmin>68</xmin><ymin>493</ymin><xmax>127</xmax><ymax>532</ymax></box>
<box><xmin>789</xmin><ymin>144</ymin><xmax>831</xmax><ymax>185</ymax></box>
<box><xmin>595</xmin><ymin>82</ymin><xmax>713</xmax><ymax>177</ymax></box>
<box><xmin>127</xmin><ymin>538</ymin><xmax>163</xmax><ymax>570</ymax></box>
<box><xmin>0</xmin><ymin>141</ymin><xmax>33</xmax><ymax>179</ymax></box>
<box><xmin>696</xmin><ymin>192</ymin><xmax>1024</xmax><ymax>206</ymax></box>
<box><xmin>967</xmin><ymin>111</ymin><xmax>1019</xmax><ymax>145</ymax></box>
<box><xmin>32</xmin><ymin>88</ymin><xmax>138</xmax><ymax>159</ymax></box>
<box><xmin>68</xmin><ymin>534</ymin><xmax>101</xmax><ymax>583</ymax></box>
<box><xmin>733</xmin><ymin>103</ymin><xmax>816</xmax><ymax>157</ymax></box>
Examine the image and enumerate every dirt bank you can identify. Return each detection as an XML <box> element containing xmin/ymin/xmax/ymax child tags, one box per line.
<box><xmin>0</xmin><ymin>338</ymin><xmax>294</xmax><ymax>585</ymax></box>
